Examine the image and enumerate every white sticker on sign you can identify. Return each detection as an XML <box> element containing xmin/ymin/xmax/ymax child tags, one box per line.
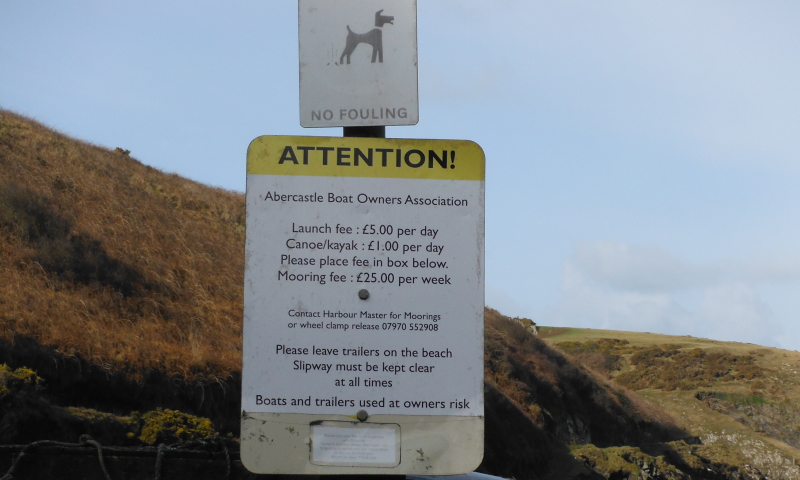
<box><xmin>311</xmin><ymin>424</ymin><xmax>399</xmax><ymax>466</ymax></box>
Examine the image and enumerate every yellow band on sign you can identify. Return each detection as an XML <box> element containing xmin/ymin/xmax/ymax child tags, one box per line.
<box><xmin>247</xmin><ymin>136</ymin><xmax>485</xmax><ymax>181</ymax></box>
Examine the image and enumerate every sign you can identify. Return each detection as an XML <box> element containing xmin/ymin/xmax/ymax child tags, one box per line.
<box><xmin>298</xmin><ymin>0</ymin><xmax>419</xmax><ymax>127</ymax></box>
<box><xmin>241</xmin><ymin>136</ymin><xmax>484</xmax><ymax>474</ymax></box>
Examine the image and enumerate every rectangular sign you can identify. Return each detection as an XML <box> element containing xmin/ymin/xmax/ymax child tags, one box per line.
<box><xmin>298</xmin><ymin>0</ymin><xmax>419</xmax><ymax>127</ymax></box>
<box><xmin>241</xmin><ymin>136</ymin><xmax>484</xmax><ymax>475</ymax></box>
<box><xmin>311</xmin><ymin>423</ymin><xmax>400</xmax><ymax>467</ymax></box>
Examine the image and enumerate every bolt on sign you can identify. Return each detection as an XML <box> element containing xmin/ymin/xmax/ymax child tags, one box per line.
<box><xmin>298</xmin><ymin>0</ymin><xmax>419</xmax><ymax>127</ymax></box>
<box><xmin>241</xmin><ymin>136</ymin><xmax>484</xmax><ymax>474</ymax></box>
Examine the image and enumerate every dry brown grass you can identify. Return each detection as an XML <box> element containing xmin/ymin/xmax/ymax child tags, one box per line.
<box><xmin>483</xmin><ymin>308</ymin><xmax>683</xmax><ymax>446</ymax></box>
<box><xmin>541</xmin><ymin>326</ymin><xmax>800</xmax><ymax>473</ymax></box>
<box><xmin>0</xmin><ymin>110</ymin><xmax>245</xmax><ymax>380</ymax></box>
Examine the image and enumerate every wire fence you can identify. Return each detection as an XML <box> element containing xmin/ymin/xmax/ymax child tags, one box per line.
<box><xmin>1</xmin><ymin>435</ymin><xmax>231</xmax><ymax>480</ymax></box>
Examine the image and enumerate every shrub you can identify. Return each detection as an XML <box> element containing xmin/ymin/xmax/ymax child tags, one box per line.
<box><xmin>132</xmin><ymin>408</ymin><xmax>216</xmax><ymax>445</ymax></box>
<box><xmin>616</xmin><ymin>348</ymin><xmax>764</xmax><ymax>391</ymax></box>
<box><xmin>557</xmin><ymin>339</ymin><xmax>767</xmax><ymax>392</ymax></box>
<box><xmin>0</xmin><ymin>363</ymin><xmax>44</xmax><ymax>397</ymax></box>
<box><xmin>696</xmin><ymin>391</ymin><xmax>766</xmax><ymax>406</ymax></box>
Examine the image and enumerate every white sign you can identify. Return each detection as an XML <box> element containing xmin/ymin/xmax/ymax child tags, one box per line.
<box><xmin>241</xmin><ymin>136</ymin><xmax>484</xmax><ymax>475</ymax></box>
<box><xmin>298</xmin><ymin>0</ymin><xmax>419</xmax><ymax>127</ymax></box>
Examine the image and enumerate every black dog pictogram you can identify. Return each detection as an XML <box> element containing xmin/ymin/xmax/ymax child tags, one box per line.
<box><xmin>339</xmin><ymin>9</ymin><xmax>394</xmax><ymax>64</ymax></box>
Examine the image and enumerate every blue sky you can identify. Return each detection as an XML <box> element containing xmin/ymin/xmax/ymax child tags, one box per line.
<box><xmin>2</xmin><ymin>1</ymin><xmax>799</xmax><ymax>351</ymax></box>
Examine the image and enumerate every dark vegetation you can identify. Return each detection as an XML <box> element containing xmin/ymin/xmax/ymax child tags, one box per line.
<box><xmin>0</xmin><ymin>354</ymin><xmax>216</xmax><ymax>447</ymax></box>
<box><xmin>696</xmin><ymin>392</ymin><xmax>800</xmax><ymax>449</ymax></box>
<box><xmin>485</xmin><ymin>311</ymin><xmax>684</xmax><ymax>448</ymax></box>
<box><xmin>557</xmin><ymin>339</ymin><xmax>766</xmax><ymax>391</ymax></box>
<box><xmin>0</xmin><ymin>335</ymin><xmax>239</xmax><ymax>443</ymax></box>
<box><xmin>556</xmin><ymin>337</ymin><xmax>800</xmax><ymax>473</ymax></box>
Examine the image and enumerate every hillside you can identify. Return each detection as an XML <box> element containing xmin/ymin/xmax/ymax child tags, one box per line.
<box><xmin>2</xmin><ymin>110</ymin><xmax>799</xmax><ymax>479</ymax></box>
<box><xmin>541</xmin><ymin>327</ymin><xmax>800</xmax><ymax>479</ymax></box>
<box><xmin>0</xmin><ymin>109</ymin><xmax>247</xmax><ymax>437</ymax></box>
<box><xmin>0</xmin><ymin>110</ymin><xmax>245</xmax><ymax>378</ymax></box>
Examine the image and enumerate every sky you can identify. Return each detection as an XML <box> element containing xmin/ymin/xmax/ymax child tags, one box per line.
<box><xmin>2</xmin><ymin>1</ymin><xmax>799</xmax><ymax>351</ymax></box>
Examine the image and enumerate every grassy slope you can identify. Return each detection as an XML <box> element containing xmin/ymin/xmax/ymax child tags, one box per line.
<box><xmin>541</xmin><ymin>326</ymin><xmax>800</xmax><ymax>478</ymax></box>
<box><xmin>0</xmin><ymin>110</ymin><xmax>245</xmax><ymax>379</ymax></box>
<box><xmin>4</xmin><ymin>110</ymin><xmax>798</xmax><ymax>478</ymax></box>
<box><xmin>483</xmin><ymin>311</ymin><xmax>689</xmax><ymax>479</ymax></box>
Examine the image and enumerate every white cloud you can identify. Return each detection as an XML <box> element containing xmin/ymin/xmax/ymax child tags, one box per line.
<box><xmin>573</xmin><ymin>240</ymin><xmax>715</xmax><ymax>292</ymax></box>
<box><xmin>695</xmin><ymin>282</ymin><xmax>780</xmax><ymax>347</ymax></box>
<box><xmin>549</xmin><ymin>240</ymin><xmax>799</xmax><ymax>350</ymax></box>
<box><xmin>486</xmin><ymin>283</ymin><xmax>531</xmax><ymax>319</ymax></box>
<box><xmin>573</xmin><ymin>240</ymin><xmax>800</xmax><ymax>291</ymax></box>
<box><xmin>553</xmin><ymin>260</ymin><xmax>693</xmax><ymax>334</ymax></box>
<box><xmin>739</xmin><ymin>252</ymin><xmax>800</xmax><ymax>283</ymax></box>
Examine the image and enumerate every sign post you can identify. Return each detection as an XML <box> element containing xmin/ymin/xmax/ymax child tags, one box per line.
<box><xmin>241</xmin><ymin>136</ymin><xmax>485</xmax><ymax>474</ymax></box>
<box><xmin>242</xmin><ymin>0</ymin><xmax>484</xmax><ymax>474</ymax></box>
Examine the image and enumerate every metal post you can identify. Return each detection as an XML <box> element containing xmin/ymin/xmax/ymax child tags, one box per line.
<box><xmin>343</xmin><ymin>126</ymin><xmax>386</xmax><ymax>138</ymax></box>
<box><xmin>338</xmin><ymin>126</ymin><xmax>399</xmax><ymax>480</ymax></box>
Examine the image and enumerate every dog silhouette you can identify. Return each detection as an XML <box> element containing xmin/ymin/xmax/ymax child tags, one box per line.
<box><xmin>339</xmin><ymin>9</ymin><xmax>394</xmax><ymax>64</ymax></box>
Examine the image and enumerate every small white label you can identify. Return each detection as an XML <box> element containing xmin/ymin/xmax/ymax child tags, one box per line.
<box><xmin>311</xmin><ymin>424</ymin><xmax>399</xmax><ymax>466</ymax></box>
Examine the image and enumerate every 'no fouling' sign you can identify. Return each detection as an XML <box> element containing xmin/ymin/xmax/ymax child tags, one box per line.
<box><xmin>298</xmin><ymin>0</ymin><xmax>419</xmax><ymax>127</ymax></box>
